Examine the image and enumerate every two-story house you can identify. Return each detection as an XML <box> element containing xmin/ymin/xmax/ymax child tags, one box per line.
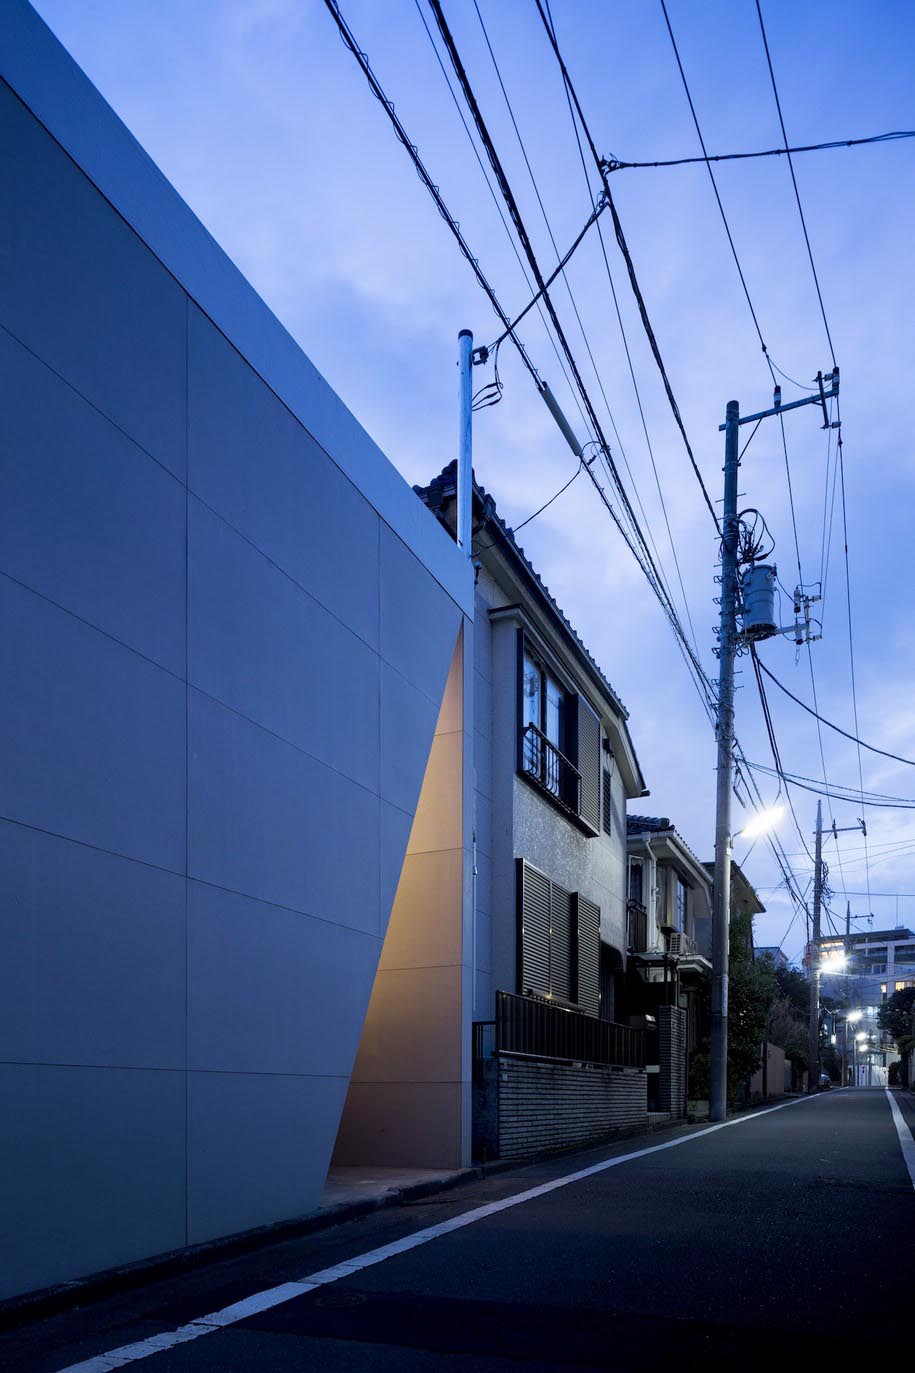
<box><xmin>626</xmin><ymin>815</ymin><xmax>712</xmax><ymax>1115</ymax></box>
<box><xmin>417</xmin><ymin>463</ymin><xmax>651</xmax><ymax>1158</ymax></box>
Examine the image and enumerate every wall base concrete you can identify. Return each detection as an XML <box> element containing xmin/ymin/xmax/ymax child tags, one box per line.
<box><xmin>475</xmin><ymin>1054</ymin><xmax>648</xmax><ymax>1161</ymax></box>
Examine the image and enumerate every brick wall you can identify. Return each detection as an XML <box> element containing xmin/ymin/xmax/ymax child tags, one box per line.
<box><xmin>481</xmin><ymin>1054</ymin><xmax>647</xmax><ymax>1160</ymax></box>
<box><xmin>658</xmin><ymin>1005</ymin><xmax>687</xmax><ymax>1117</ymax></box>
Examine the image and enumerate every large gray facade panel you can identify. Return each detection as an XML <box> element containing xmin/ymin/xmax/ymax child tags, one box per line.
<box><xmin>0</xmin><ymin>578</ymin><xmax>186</xmax><ymax>870</ymax></box>
<box><xmin>186</xmin><ymin>1071</ymin><xmax>348</xmax><ymax>1246</ymax></box>
<box><xmin>380</xmin><ymin>800</ymin><xmax>414</xmax><ymax>931</ymax></box>
<box><xmin>0</xmin><ymin>822</ymin><xmax>185</xmax><ymax>1070</ymax></box>
<box><xmin>0</xmin><ymin>81</ymin><xmax>187</xmax><ymax>480</ymax></box>
<box><xmin>379</xmin><ymin>661</ymin><xmax>441</xmax><ymax>816</ymax></box>
<box><xmin>0</xmin><ymin>1064</ymin><xmax>186</xmax><ymax>1300</ymax></box>
<box><xmin>189</xmin><ymin>500</ymin><xmax>380</xmax><ymax>792</ymax></box>
<box><xmin>188</xmin><ymin>691</ymin><xmax>381</xmax><ymax>935</ymax></box>
<box><xmin>380</xmin><ymin>525</ymin><xmax>462</xmax><ymax>703</ymax></box>
<box><xmin>187</xmin><ymin>881</ymin><xmax>379</xmax><ymax>1078</ymax></box>
<box><xmin>0</xmin><ymin>328</ymin><xmax>187</xmax><ymax>676</ymax></box>
<box><xmin>187</xmin><ymin>305</ymin><xmax>380</xmax><ymax>649</ymax></box>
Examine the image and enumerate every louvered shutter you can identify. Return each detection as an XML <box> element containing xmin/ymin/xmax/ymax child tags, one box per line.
<box><xmin>550</xmin><ymin>883</ymin><xmax>573</xmax><ymax>1002</ymax></box>
<box><xmin>575</xmin><ymin>894</ymin><xmax>601</xmax><ymax>1016</ymax></box>
<box><xmin>519</xmin><ymin>861</ymin><xmax>551</xmax><ymax>998</ymax></box>
<box><xmin>602</xmin><ymin>766</ymin><xmax>613</xmax><ymax>836</ymax></box>
<box><xmin>577</xmin><ymin>697</ymin><xmax>601</xmax><ymax>831</ymax></box>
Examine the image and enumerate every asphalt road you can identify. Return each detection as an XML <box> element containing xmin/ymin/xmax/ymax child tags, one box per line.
<box><xmin>5</xmin><ymin>1088</ymin><xmax>914</xmax><ymax>1372</ymax></box>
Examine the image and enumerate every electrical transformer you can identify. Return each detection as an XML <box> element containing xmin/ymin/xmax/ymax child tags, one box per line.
<box><xmin>741</xmin><ymin>563</ymin><xmax>777</xmax><ymax>640</ymax></box>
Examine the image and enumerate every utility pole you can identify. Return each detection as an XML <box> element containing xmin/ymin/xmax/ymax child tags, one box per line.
<box><xmin>808</xmin><ymin>800</ymin><xmax>824</xmax><ymax>1091</ymax></box>
<box><xmin>709</xmin><ymin>369</ymin><xmax>838</xmax><ymax>1121</ymax></box>
<box><xmin>841</xmin><ymin>900</ymin><xmax>851</xmax><ymax>1087</ymax></box>
<box><xmin>457</xmin><ymin>329</ymin><xmax>473</xmax><ymax>554</ymax></box>
<box><xmin>710</xmin><ymin>400</ymin><xmax>740</xmax><ymax>1123</ymax></box>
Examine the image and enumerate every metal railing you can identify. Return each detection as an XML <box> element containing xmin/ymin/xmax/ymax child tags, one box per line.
<box><xmin>521</xmin><ymin>722</ymin><xmax>580</xmax><ymax>814</ymax></box>
<box><xmin>473</xmin><ymin>990</ymin><xmax>646</xmax><ymax>1071</ymax></box>
<box><xmin>627</xmin><ymin>900</ymin><xmax>648</xmax><ymax>953</ymax></box>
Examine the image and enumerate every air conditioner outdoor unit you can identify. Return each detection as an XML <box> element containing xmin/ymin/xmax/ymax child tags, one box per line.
<box><xmin>668</xmin><ymin>932</ymin><xmax>684</xmax><ymax>957</ymax></box>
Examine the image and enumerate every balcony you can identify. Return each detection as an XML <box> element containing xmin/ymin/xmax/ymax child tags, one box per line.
<box><xmin>627</xmin><ymin>900</ymin><xmax>649</xmax><ymax>953</ymax></box>
<box><xmin>520</xmin><ymin>722</ymin><xmax>581</xmax><ymax>817</ymax></box>
<box><xmin>473</xmin><ymin>989</ymin><xmax>646</xmax><ymax>1075</ymax></box>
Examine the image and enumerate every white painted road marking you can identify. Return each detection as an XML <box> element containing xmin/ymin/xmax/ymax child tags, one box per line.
<box><xmin>885</xmin><ymin>1087</ymin><xmax>915</xmax><ymax>1190</ymax></box>
<box><xmin>56</xmin><ymin>1093</ymin><xmax>824</xmax><ymax>1372</ymax></box>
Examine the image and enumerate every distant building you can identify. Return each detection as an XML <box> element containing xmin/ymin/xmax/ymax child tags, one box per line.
<box><xmin>818</xmin><ymin>927</ymin><xmax>915</xmax><ymax>1085</ymax></box>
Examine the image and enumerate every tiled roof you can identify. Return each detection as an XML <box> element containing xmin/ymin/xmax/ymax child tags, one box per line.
<box><xmin>415</xmin><ymin>460</ymin><xmax>628</xmax><ymax>719</ymax></box>
<box><xmin>626</xmin><ymin>815</ymin><xmax>673</xmax><ymax>835</ymax></box>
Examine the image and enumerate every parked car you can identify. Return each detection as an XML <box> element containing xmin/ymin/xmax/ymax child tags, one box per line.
<box><xmin>818</xmin><ymin>1071</ymin><xmax>832</xmax><ymax>1090</ymax></box>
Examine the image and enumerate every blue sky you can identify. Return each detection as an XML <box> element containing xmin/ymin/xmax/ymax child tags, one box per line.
<box><xmin>31</xmin><ymin>0</ymin><xmax>915</xmax><ymax>958</ymax></box>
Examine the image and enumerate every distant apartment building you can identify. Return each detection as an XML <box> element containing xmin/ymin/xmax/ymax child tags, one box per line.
<box><xmin>819</xmin><ymin>926</ymin><xmax>915</xmax><ymax>1084</ymax></box>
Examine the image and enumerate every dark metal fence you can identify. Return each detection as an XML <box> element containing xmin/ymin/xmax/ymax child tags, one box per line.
<box><xmin>473</xmin><ymin>990</ymin><xmax>645</xmax><ymax>1071</ymax></box>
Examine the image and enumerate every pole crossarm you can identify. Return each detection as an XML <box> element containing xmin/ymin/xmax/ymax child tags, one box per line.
<box><xmin>720</xmin><ymin>369</ymin><xmax>839</xmax><ymax>429</ymax></box>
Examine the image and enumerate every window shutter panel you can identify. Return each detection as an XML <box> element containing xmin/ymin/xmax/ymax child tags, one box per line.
<box><xmin>550</xmin><ymin>883</ymin><xmax>573</xmax><ymax>1002</ymax></box>
<box><xmin>577</xmin><ymin>698</ymin><xmax>601</xmax><ymax>831</ymax></box>
<box><xmin>575</xmin><ymin>894</ymin><xmax>601</xmax><ymax>1016</ymax></box>
<box><xmin>519</xmin><ymin>861</ymin><xmax>551</xmax><ymax>998</ymax></box>
<box><xmin>601</xmin><ymin>766</ymin><xmax>613</xmax><ymax>836</ymax></box>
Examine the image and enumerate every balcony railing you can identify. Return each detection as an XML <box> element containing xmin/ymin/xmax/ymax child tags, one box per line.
<box><xmin>521</xmin><ymin>722</ymin><xmax>580</xmax><ymax>815</ymax></box>
<box><xmin>627</xmin><ymin>900</ymin><xmax>648</xmax><ymax>953</ymax></box>
<box><xmin>474</xmin><ymin>990</ymin><xmax>646</xmax><ymax>1072</ymax></box>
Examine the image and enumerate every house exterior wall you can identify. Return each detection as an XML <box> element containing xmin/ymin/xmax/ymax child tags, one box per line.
<box><xmin>473</xmin><ymin>570</ymin><xmax>629</xmax><ymax>1018</ymax></box>
<box><xmin>0</xmin><ymin>2</ymin><xmax>472</xmax><ymax>1300</ymax></box>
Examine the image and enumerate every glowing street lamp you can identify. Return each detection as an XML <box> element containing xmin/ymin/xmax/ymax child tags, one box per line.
<box><xmin>846</xmin><ymin>1010</ymin><xmax>863</xmax><ymax>1023</ymax></box>
<box><xmin>820</xmin><ymin>952</ymin><xmax>848</xmax><ymax>975</ymax></box>
<box><xmin>737</xmin><ymin>804</ymin><xmax>785</xmax><ymax>841</ymax></box>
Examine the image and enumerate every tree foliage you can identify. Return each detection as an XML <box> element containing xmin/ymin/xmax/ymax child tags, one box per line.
<box><xmin>727</xmin><ymin>909</ymin><xmax>777</xmax><ymax>1100</ymax></box>
<box><xmin>877</xmin><ymin>986</ymin><xmax>915</xmax><ymax>1045</ymax></box>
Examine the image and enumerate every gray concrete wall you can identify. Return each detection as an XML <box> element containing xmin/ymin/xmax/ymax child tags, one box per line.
<box><xmin>0</xmin><ymin>4</ymin><xmax>471</xmax><ymax>1299</ymax></box>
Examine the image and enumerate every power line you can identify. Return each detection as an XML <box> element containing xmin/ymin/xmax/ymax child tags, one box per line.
<box><xmin>533</xmin><ymin>0</ymin><xmax>721</xmax><ymax>535</ymax></box>
<box><xmin>755</xmin><ymin>0</ymin><xmax>836</xmax><ymax>368</ymax></box>
<box><xmin>756</xmin><ymin>645</ymin><xmax>915</xmax><ymax>767</ymax></box>
<box><xmin>473</xmin><ymin>0</ymin><xmax>703</xmax><ymax>660</ymax></box>
<box><xmin>747</xmin><ymin>762</ymin><xmax>915</xmax><ymax>809</ymax></box>
<box><xmin>604</xmin><ymin>129</ymin><xmax>915</xmax><ymax>172</ymax></box>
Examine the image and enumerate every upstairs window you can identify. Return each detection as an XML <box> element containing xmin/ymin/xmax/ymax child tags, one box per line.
<box><xmin>518</xmin><ymin>633</ymin><xmax>602</xmax><ymax>833</ymax></box>
<box><xmin>521</xmin><ymin>645</ymin><xmax>575</xmax><ymax>807</ymax></box>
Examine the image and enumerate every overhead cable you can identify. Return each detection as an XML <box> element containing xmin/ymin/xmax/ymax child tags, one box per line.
<box><xmin>604</xmin><ymin>129</ymin><xmax>915</xmax><ymax>173</ymax></box>
<box><xmin>757</xmin><ymin>662</ymin><xmax>915</xmax><ymax>767</ymax></box>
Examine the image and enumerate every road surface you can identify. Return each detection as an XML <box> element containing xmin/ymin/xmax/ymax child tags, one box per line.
<box><xmin>4</xmin><ymin>1088</ymin><xmax>913</xmax><ymax>1371</ymax></box>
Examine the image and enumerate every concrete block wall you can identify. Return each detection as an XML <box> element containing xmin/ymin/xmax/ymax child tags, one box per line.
<box><xmin>0</xmin><ymin>2</ymin><xmax>472</xmax><ymax>1300</ymax></box>
<box><xmin>490</xmin><ymin>1056</ymin><xmax>648</xmax><ymax>1160</ymax></box>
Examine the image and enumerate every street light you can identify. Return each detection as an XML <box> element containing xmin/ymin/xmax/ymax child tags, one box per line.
<box><xmin>736</xmin><ymin>804</ymin><xmax>785</xmax><ymax>842</ymax></box>
<box><xmin>847</xmin><ymin>1009</ymin><xmax>863</xmax><ymax>1023</ymax></box>
<box><xmin>821</xmin><ymin>952</ymin><xmax>848</xmax><ymax>975</ymax></box>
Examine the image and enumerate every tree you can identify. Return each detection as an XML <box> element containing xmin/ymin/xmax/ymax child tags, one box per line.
<box><xmin>878</xmin><ymin>987</ymin><xmax>915</xmax><ymax>1089</ymax></box>
<box><xmin>877</xmin><ymin>986</ymin><xmax>915</xmax><ymax>1044</ymax></box>
<box><xmin>727</xmin><ymin>909</ymin><xmax>777</xmax><ymax>1101</ymax></box>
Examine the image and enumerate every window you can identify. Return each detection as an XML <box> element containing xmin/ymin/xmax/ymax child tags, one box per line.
<box><xmin>518</xmin><ymin>634</ymin><xmax>602</xmax><ymax>832</ymax></box>
<box><xmin>521</xmin><ymin>646</ymin><xmax>570</xmax><ymax>801</ymax></box>
<box><xmin>628</xmin><ymin>860</ymin><xmax>644</xmax><ymax>906</ymax></box>
<box><xmin>675</xmin><ymin>879</ymin><xmax>687</xmax><ymax>933</ymax></box>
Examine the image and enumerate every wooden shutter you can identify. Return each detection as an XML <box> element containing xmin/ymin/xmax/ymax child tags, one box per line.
<box><xmin>550</xmin><ymin>883</ymin><xmax>573</xmax><ymax>1002</ymax></box>
<box><xmin>575</xmin><ymin>894</ymin><xmax>601</xmax><ymax>1016</ymax></box>
<box><xmin>577</xmin><ymin>698</ymin><xmax>601</xmax><ymax>831</ymax></box>
<box><xmin>518</xmin><ymin>861</ymin><xmax>551</xmax><ymax>998</ymax></box>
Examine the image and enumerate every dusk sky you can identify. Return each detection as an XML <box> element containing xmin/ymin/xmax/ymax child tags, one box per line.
<box><xmin>32</xmin><ymin>0</ymin><xmax>915</xmax><ymax>961</ymax></box>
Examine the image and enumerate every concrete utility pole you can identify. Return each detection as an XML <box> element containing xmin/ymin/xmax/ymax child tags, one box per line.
<box><xmin>710</xmin><ymin>400</ymin><xmax>740</xmax><ymax>1124</ymax></box>
<box><xmin>808</xmin><ymin>800</ymin><xmax>824</xmax><ymax>1091</ymax></box>
<box><xmin>457</xmin><ymin>329</ymin><xmax>473</xmax><ymax>555</ymax></box>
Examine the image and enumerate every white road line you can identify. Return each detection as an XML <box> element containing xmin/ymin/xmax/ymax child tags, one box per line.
<box><xmin>885</xmin><ymin>1087</ymin><xmax>915</xmax><ymax>1190</ymax></box>
<box><xmin>56</xmin><ymin>1093</ymin><xmax>822</xmax><ymax>1372</ymax></box>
